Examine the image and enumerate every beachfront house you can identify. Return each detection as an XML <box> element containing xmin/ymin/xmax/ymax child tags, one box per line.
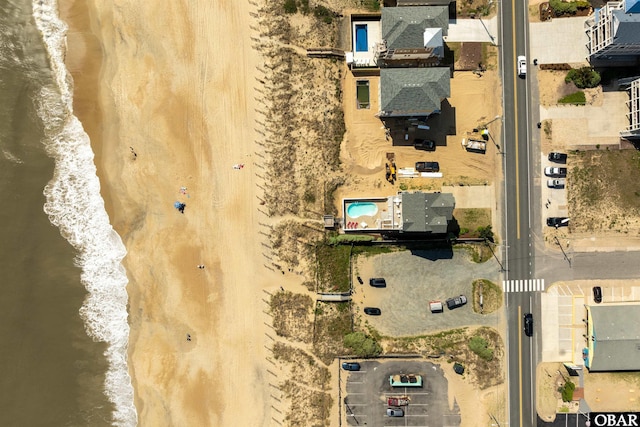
<box><xmin>375</xmin><ymin>6</ymin><xmax>448</xmax><ymax>68</ymax></box>
<box><xmin>342</xmin><ymin>191</ymin><xmax>455</xmax><ymax>237</ymax></box>
<box><xmin>346</xmin><ymin>6</ymin><xmax>452</xmax><ymax>134</ymax></box>
<box><xmin>585</xmin><ymin>0</ymin><xmax>640</xmax><ymax>65</ymax></box>
<box><xmin>379</xmin><ymin>67</ymin><xmax>450</xmax><ymax>118</ymax></box>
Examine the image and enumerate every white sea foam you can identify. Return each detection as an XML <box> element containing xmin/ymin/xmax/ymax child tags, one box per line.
<box><xmin>32</xmin><ymin>1</ymin><xmax>137</xmax><ymax>425</ymax></box>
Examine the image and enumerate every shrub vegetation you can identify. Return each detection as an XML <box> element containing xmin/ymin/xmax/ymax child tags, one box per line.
<box><xmin>565</xmin><ymin>67</ymin><xmax>601</xmax><ymax>89</ymax></box>
<box><xmin>468</xmin><ymin>336</ymin><xmax>494</xmax><ymax>361</ymax></box>
<box><xmin>343</xmin><ymin>332</ymin><xmax>382</xmax><ymax>357</ymax></box>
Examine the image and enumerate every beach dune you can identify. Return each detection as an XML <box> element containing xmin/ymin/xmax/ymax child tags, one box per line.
<box><xmin>63</xmin><ymin>0</ymin><xmax>277</xmax><ymax>425</ymax></box>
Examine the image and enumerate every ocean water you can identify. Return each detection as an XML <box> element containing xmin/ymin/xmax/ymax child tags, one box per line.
<box><xmin>0</xmin><ymin>1</ymin><xmax>136</xmax><ymax>425</ymax></box>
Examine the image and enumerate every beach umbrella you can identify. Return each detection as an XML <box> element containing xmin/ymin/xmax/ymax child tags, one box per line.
<box><xmin>174</xmin><ymin>201</ymin><xmax>181</xmax><ymax>209</ymax></box>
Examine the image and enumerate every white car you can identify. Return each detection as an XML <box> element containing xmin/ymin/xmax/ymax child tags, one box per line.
<box><xmin>517</xmin><ymin>55</ymin><xmax>526</xmax><ymax>76</ymax></box>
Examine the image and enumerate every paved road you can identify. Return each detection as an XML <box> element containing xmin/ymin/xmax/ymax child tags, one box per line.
<box><xmin>499</xmin><ymin>0</ymin><xmax>537</xmax><ymax>425</ymax></box>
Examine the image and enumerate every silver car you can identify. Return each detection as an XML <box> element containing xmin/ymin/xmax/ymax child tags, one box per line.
<box><xmin>547</xmin><ymin>179</ymin><xmax>565</xmax><ymax>189</ymax></box>
<box><xmin>387</xmin><ymin>408</ymin><xmax>404</xmax><ymax>417</ymax></box>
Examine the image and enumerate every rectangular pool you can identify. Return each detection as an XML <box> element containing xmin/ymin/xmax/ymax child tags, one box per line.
<box><xmin>355</xmin><ymin>24</ymin><xmax>368</xmax><ymax>52</ymax></box>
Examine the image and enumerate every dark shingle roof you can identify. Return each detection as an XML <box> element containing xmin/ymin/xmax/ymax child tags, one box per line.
<box><xmin>382</xmin><ymin>6</ymin><xmax>449</xmax><ymax>50</ymax></box>
<box><xmin>589</xmin><ymin>304</ymin><xmax>640</xmax><ymax>371</ymax></box>
<box><xmin>612</xmin><ymin>10</ymin><xmax>640</xmax><ymax>45</ymax></box>
<box><xmin>401</xmin><ymin>192</ymin><xmax>455</xmax><ymax>233</ymax></box>
<box><xmin>380</xmin><ymin>68</ymin><xmax>450</xmax><ymax>117</ymax></box>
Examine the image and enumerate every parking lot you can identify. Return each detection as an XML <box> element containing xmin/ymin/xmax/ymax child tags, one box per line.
<box><xmin>540</xmin><ymin>153</ymin><xmax>569</xmax><ymax>223</ymax></box>
<box><xmin>353</xmin><ymin>249</ymin><xmax>501</xmax><ymax>336</ymax></box>
<box><xmin>342</xmin><ymin>360</ymin><xmax>460</xmax><ymax>427</ymax></box>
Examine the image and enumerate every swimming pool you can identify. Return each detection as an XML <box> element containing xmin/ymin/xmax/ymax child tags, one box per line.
<box><xmin>347</xmin><ymin>202</ymin><xmax>378</xmax><ymax>218</ymax></box>
<box><xmin>355</xmin><ymin>24</ymin><xmax>368</xmax><ymax>52</ymax></box>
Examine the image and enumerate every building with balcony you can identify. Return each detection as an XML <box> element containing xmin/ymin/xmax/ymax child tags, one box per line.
<box><xmin>586</xmin><ymin>0</ymin><xmax>640</xmax><ymax>63</ymax></box>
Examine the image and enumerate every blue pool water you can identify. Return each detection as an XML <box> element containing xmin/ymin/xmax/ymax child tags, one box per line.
<box><xmin>355</xmin><ymin>24</ymin><xmax>368</xmax><ymax>52</ymax></box>
<box><xmin>347</xmin><ymin>202</ymin><xmax>378</xmax><ymax>218</ymax></box>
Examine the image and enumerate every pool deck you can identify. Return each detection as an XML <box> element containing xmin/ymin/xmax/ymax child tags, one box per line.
<box><xmin>350</xmin><ymin>19</ymin><xmax>381</xmax><ymax>67</ymax></box>
<box><xmin>343</xmin><ymin>197</ymin><xmax>403</xmax><ymax>231</ymax></box>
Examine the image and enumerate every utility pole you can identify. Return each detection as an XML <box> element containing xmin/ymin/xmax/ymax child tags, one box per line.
<box><xmin>553</xmin><ymin>235</ymin><xmax>572</xmax><ymax>268</ymax></box>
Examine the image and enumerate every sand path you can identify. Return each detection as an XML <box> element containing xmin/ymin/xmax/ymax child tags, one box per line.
<box><xmin>64</xmin><ymin>0</ymin><xmax>277</xmax><ymax>425</ymax></box>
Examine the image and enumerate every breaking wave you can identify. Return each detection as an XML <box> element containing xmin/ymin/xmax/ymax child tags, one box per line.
<box><xmin>32</xmin><ymin>1</ymin><xmax>137</xmax><ymax>425</ymax></box>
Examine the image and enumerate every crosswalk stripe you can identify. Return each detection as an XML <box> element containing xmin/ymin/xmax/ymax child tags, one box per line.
<box><xmin>501</xmin><ymin>279</ymin><xmax>545</xmax><ymax>293</ymax></box>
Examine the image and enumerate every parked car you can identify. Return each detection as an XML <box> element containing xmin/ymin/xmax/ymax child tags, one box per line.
<box><xmin>453</xmin><ymin>363</ymin><xmax>465</xmax><ymax>375</ymax></box>
<box><xmin>342</xmin><ymin>362</ymin><xmax>361</xmax><ymax>371</ymax></box>
<box><xmin>524</xmin><ymin>313</ymin><xmax>533</xmax><ymax>337</ymax></box>
<box><xmin>517</xmin><ymin>55</ymin><xmax>527</xmax><ymax>76</ymax></box>
<box><xmin>446</xmin><ymin>295</ymin><xmax>467</xmax><ymax>310</ymax></box>
<box><xmin>416</xmin><ymin>162</ymin><xmax>440</xmax><ymax>172</ymax></box>
<box><xmin>415</xmin><ymin>161</ymin><xmax>440</xmax><ymax>172</ymax></box>
<box><xmin>544</xmin><ymin>167</ymin><xmax>567</xmax><ymax>178</ymax></box>
<box><xmin>386</xmin><ymin>408</ymin><xmax>404</xmax><ymax>417</ymax></box>
<box><xmin>593</xmin><ymin>286</ymin><xmax>602</xmax><ymax>303</ymax></box>
<box><xmin>414</xmin><ymin>139</ymin><xmax>436</xmax><ymax>151</ymax></box>
<box><xmin>369</xmin><ymin>278</ymin><xmax>386</xmax><ymax>288</ymax></box>
<box><xmin>364</xmin><ymin>307</ymin><xmax>381</xmax><ymax>316</ymax></box>
<box><xmin>547</xmin><ymin>179</ymin><xmax>565</xmax><ymax>189</ymax></box>
<box><xmin>546</xmin><ymin>217</ymin><xmax>569</xmax><ymax>228</ymax></box>
<box><xmin>548</xmin><ymin>152</ymin><xmax>567</xmax><ymax>163</ymax></box>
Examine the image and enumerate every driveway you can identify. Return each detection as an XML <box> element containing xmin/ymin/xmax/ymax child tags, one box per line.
<box><xmin>342</xmin><ymin>359</ymin><xmax>460</xmax><ymax>427</ymax></box>
<box><xmin>529</xmin><ymin>17</ymin><xmax>589</xmax><ymax>65</ymax></box>
<box><xmin>354</xmin><ymin>249</ymin><xmax>501</xmax><ymax>336</ymax></box>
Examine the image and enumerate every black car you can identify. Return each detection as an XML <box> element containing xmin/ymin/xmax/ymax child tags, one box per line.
<box><xmin>593</xmin><ymin>286</ymin><xmax>602</xmax><ymax>303</ymax></box>
<box><xmin>342</xmin><ymin>362</ymin><xmax>361</xmax><ymax>371</ymax></box>
<box><xmin>546</xmin><ymin>217</ymin><xmax>569</xmax><ymax>228</ymax></box>
<box><xmin>453</xmin><ymin>363</ymin><xmax>465</xmax><ymax>375</ymax></box>
<box><xmin>369</xmin><ymin>278</ymin><xmax>386</xmax><ymax>288</ymax></box>
<box><xmin>524</xmin><ymin>313</ymin><xmax>533</xmax><ymax>337</ymax></box>
<box><xmin>548</xmin><ymin>152</ymin><xmax>567</xmax><ymax>163</ymax></box>
<box><xmin>415</xmin><ymin>161</ymin><xmax>440</xmax><ymax>173</ymax></box>
<box><xmin>364</xmin><ymin>307</ymin><xmax>381</xmax><ymax>315</ymax></box>
<box><xmin>446</xmin><ymin>295</ymin><xmax>467</xmax><ymax>310</ymax></box>
<box><xmin>414</xmin><ymin>139</ymin><xmax>436</xmax><ymax>151</ymax></box>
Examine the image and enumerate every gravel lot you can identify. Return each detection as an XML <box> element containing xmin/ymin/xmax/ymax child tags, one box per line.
<box><xmin>354</xmin><ymin>248</ymin><xmax>501</xmax><ymax>336</ymax></box>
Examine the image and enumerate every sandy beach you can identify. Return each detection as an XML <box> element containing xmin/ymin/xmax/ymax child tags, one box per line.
<box><xmin>63</xmin><ymin>0</ymin><xmax>279</xmax><ymax>425</ymax></box>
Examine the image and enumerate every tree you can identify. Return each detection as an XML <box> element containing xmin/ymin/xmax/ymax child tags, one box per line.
<box><xmin>343</xmin><ymin>332</ymin><xmax>382</xmax><ymax>357</ymax></box>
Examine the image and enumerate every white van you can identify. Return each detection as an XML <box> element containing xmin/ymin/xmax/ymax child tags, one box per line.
<box><xmin>517</xmin><ymin>55</ymin><xmax>527</xmax><ymax>77</ymax></box>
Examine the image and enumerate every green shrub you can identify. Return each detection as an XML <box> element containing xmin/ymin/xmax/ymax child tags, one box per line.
<box><xmin>559</xmin><ymin>380</ymin><xmax>576</xmax><ymax>402</ymax></box>
<box><xmin>565</xmin><ymin>67</ymin><xmax>601</xmax><ymax>89</ymax></box>
<box><xmin>549</xmin><ymin>0</ymin><xmax>590</xmax><ymax>16</ymax></box>
<box><xmin>343</xmin><ymin>332</ymin><xmax>382</xmax><ymax>357</ymax></box>
<box><xmin>468</xmin><ymin>336</ymin><xmax>494</xmax><ymax>361</ymax></box>
<box><xmin>362</xmin><ymin>0</ymin><xmax>381</xmax><ymax>11</ymax></box>
<box><xmin>558</xmin><ymin>91</ymin><xmax>586</xmax><ymax>104</ymax></box>
<box><xmin>314</xmin><ymin>5</ymin><xmax>334</xmax><ymax>24</ymax></box>
<box><xmin>477</xmin><ymin>225</ymin><xmax>495</xmax><ymax>242</ymax></box>
<box><xmin>283</xmin><ymin>0</ymin><xmax>297</xmax><ymax>13</ymax></box>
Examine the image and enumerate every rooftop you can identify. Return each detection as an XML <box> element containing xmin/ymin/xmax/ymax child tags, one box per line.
<box><xmin>382</xmin><ymin>6</ymin><xmax>449</xmax><ymax>50</ymax></box>
<box><xmin>587</xmin><ymin>304</ymin><xmax>640</xmax><ymax>371</ymax></box>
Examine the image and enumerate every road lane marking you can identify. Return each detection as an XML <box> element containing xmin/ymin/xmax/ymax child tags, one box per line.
<box><xmin>512</xmin><ymin>0</ymin><xmax>520</xmax><ymax>240</ymax></box>
<box><xmin>518</xmin><ymin>305</ymin><xmax>523</xmax><ymax>427</ymax></box>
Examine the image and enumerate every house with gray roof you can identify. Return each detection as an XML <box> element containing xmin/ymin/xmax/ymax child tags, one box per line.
<box><xmin>342</xmin><ymin>191</ymin><xmax>455</xmax><ymax>235</ymax></box>
<box><xmin>585</xmin><ymin>304</ymin><xmax>640</xmax><ymax>371</ymax></box>
<box><xmin>586</xmin><ymin>0</ymin><xmax>640</xmax><ymax>63</ymax></box>
<box><xmin>379</xmin><ymin>68</ymin><xmax>450</xmax><ymax>118</ymax></box>
<box><xmin>382</xmin><ymin>6</ymin><xmax>449</xmax><ymax>50</ymax></box>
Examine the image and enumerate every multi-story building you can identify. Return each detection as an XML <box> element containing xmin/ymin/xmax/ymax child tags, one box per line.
<box><xmin>585</xmin><ymin>0</ymin><xmax>640</xmax><ymax>63</ymax></box>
